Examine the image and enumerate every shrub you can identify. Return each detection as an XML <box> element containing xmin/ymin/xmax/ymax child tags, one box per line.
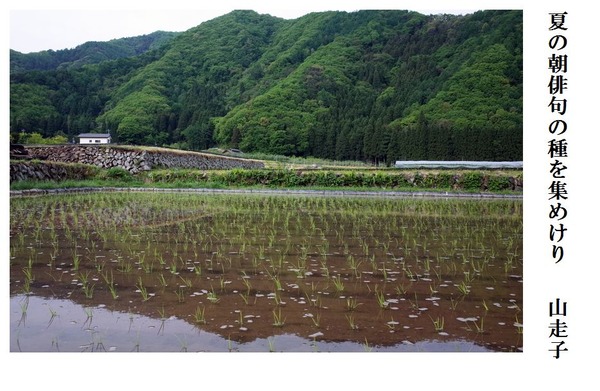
<box><xmin>19</xmin><ymin>132</ymin><xmax>68</xmax><ymax>145</ymax></box>
<box><xmin>487</xmin><ymin>175</ymin><xmax>512</xmax><ymax>191</ymax></box>
<box><xmin>103</xmin><ymin>167</ymin><xmax>133</xmax><ymax>181</ymax></box>
<box><xmin>459</xmin><ymin>172</ymin><xmax>484</xmax><ymax>190</ymax></box>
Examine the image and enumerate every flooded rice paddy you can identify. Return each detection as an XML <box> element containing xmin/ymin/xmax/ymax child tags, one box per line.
<box><xmin>10</xmin><ymin>191</ymin><xmax>522</xmax><ymax>352</ymax></box>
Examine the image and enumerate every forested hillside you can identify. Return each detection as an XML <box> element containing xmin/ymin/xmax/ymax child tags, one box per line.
<box><xmin>10</xmin><ymin>31</ymin><xmax>179</xmax><ymax>72</ymax></box>
<box><xmin>10</xmin><ymin>9</ymin><xmax>522</xmax><ymax>163</ymax></box>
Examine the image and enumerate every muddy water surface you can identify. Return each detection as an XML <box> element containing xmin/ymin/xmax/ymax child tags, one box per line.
<box><xmin>10</xmin><ymin>192</ymin><xmax>522</xmax><ymax>352</ymax></box>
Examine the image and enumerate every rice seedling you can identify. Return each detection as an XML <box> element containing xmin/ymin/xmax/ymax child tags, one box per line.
<box><xmin>463</xmin><ymin>270</ymin><xmax>474</xmax><ymax>283</ymax></box>
<box><xmin>457</xmin><ymin>281</ymin><xmax>470</xmax><ymax>296</ymax></box>
<box><xmin>218</xmin><ymin>275</ymin><xmax>227</xmax><ymax>291</ymax></box>
<box><xmin>193</xmin><ymin>264</ymin><xmax>202</xmax><ymax>276</ymax></box>
<box><xmin>206</xmin><ymin>288</ymin><xmax>220</xmax><ymax>304</ymax></box>
<box><xmin>9</xmin><ymin>191</ymin><xmax>522</xmax><ymax>352</ymax></box>
<box><xmin>319</xmin><ymin>261</ymin><xmax>330</xmax><ymax>278</ymax></box>
<box><xmin>239</xmin><ymin>292</ymin><xmax>250</xmax><ymax>305</ymax></box>
<box><xmin>169</xmin><ymin>259</ymin><xmax>178</xmax><ymax>275</ymax></box>
<box><xmin>423</xmin><ymin>258</ymin><xmax>431</xmax><ymax>274</ymax></box>
<box><xmin>16</xmin><ymin>231</ymin><xmax>26</xmax><ymax>247</ymax></box>
<box><xmin>429</xmin><ymin>315</ymin><xmax>445</xmax><ymax>332</ymax></box>
<box><xmin>503</xmin><ymin>257</ymin><xmax>514</xmax><ymax>274</ymax></box>
<box><xmin>93</xmin><ymin>259</ymin><xmax>105</xmax><ymax>272</ymax></box>
<box><xmin>271</xmin><ymin>275</ymin><xmax>283</xmax><ymax>291</ymax></box>
<box><xmin>179</xmin><ymin>275</ymin><xmax>193</xmax><ymax>289</ymax></box>
<box><xmin>118</xmin><ymin>259</ymin><xmax>133</xmax><ymax>273</ymax></box>
<box><xmin>71</xmin><ymin>249</ymin><xmax>81</xmax><ymax>271</ymax></box>
<box><xmin>194</xmin><ymin>306</ymin><xmax>207</xmax><ymax>324</ymax></box>
<box><xmin>251</xmin><ymin>255</ymin><xmax>260</xmax><ymax>271</ymax></box>
<box><xmin>21</xmin><ymin>267</ymin><xmax>34</xmax><ymax>294</ymax></box>
<box><xmin>347</xmin><ymin>255</ymin><xmax>362</xmax><ymax>277</ymax></box>
<box><xmin>141</xmin><ymin>259</ymin><xmax>156</xmax><ymax>274</ymax></box>
<box><xmin>403</xmin><ymin>265</ymin><xmax>415</xmax><ymax>280</ymax></box>
<box><xmin>156</xmin><ymin>273</ymin><xmax>168</xmax><ymax>288</ymax></box>
<box><xmin>331</xmin><ymin>275</ymin><xmax>345</xmax><ymax>294</ymax></box>
<box><xmin>174</xmin><ymin>287</ymin><xmax>186</xmax><ymax>303</ymax></box>
<box><xmin>514</xmin><ymin>314</ymin><xmax>523</xmax><ymax>334</ymax></box>
<box><xmin>240</xmin><ymin>272</ymin><xmax>252</xmax><ymax>295</ymax></box>
<box><xmin>375</xmin><ymin>287</ymin><xmax>388</xmax><ymax>310</ymax></box>
<box><xmin>272</xmin><ymin>291</ymin><xmax>286</xmax><ymax>306</ymax></box>
<box><xmin>482</xmin><ymin>299</ymin><xmax>489</xmax><ymax>312</ymax></box>
<box><xmin>471</xmin><ymin>317</ymin><xmax>485</xmax><ymax>334</ymax></box>
<box><xmin>346</xmin><ymin>297</ymin><xmax>362</xmax><ymax>311</ymax></box>
<box><xmin>303</xmin><ymin>291</ymin><xmax>320</xmax><ymax>308</ymax></box>
<box><xmin>450</xmin><ymin>296</ymin><xmax>461</xmax><ymax>311</ymax></box>
<box><xmin>272</xmin><ymin>308</ymin><xmax>285</xmax><ymax>327</ymax></box>
<box><xmin>408</xmin><ymin>292</ymin><xmax>420</xmax><ymax>311</ymax></box>
<box><xmin>135</xmin><ymin>277</ymin><xmax>151</xmax><ymax>301</ymax></box>
<box><xmin>510</xmin><ymin>300</ymin><xmax>522</xmax><ymax>313</ymax></box>
<box><xmin>429</xmin><ymin>282</ymin><xmax>439</xmax><ymax>295</ymax></box>
<box><xmin>77</xmin><ymin>270</ymin><xmax>90</xmax><ymax>285</ymax></box>
<box><xmin>309</xmin><ymin>312</ymin><xmax>321</xmax><ymax>328</ymax></box>
<box><xmin>345</xmin><ymin>314</ymin><xmax>359</xmax><ymax>330</ymax></box>
<box><xmin>395</xmin><ymin>282</ymin><xmax>410</xmax><ymax>295</ymax></box>
<box><xmin>470</xmin><ymin>258</ymin><xmax>487</xmax><ymax>275</ymax></box>
<box><xmin>431</xmin><ymin>264</ymin><xmax>442</xmax><ymax>280</ymax></box>
<box><xmin>318</xmin><ymin>243</ymin><xmax>329</xmax><ymax>259</ymax></box>
<box><xmin>236</xmin><ymin>310</ymin><xmax>245</xmax><ymax>327</ymax></box>
<box><xmin>385</xmin><ymin>317</ymin><xmax>400</xmax><ymax>332</ymax></box>
<box><xmin>81</xmin><ymin>280</ymin><xmax>95</xmax><ymax>299</ymax></box>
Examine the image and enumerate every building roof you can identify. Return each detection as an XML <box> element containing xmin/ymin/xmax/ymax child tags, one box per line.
<box><xmin>77</xmin><ymin>133</ymin><xmax>111</xmax><ymax>138</ymax></box>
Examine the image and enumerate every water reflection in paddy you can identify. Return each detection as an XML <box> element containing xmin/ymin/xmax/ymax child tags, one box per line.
<box><xmin>11</xmin><ymin>295</ymin><xmax>491</xmax><ymax>352</ymax></box>
<box><xmin>10</xmin><ymin>192</ymin><xmax>522</xmax><ymax>352</ymax></box>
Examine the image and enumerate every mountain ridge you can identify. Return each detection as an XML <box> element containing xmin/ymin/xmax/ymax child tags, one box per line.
<box><xmin>10</xmin><ymin>30</ymin><xmax>180</xmax><ymax>72</ymax></box>
<box><xmin>10</xmin><ymin>9</ymin><xmax>522</xmax><ymax>163</ymax></box>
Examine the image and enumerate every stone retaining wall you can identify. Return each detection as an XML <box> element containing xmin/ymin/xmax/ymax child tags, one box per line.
<box><xmin>25</xmin><ymin>145</ymin><xmax>264</xmax><ymax>173</ymax></box>
<box><xmin>10</xmin><ymin>160</ymin><xmax>99</xmax><ymax>182</ymax></box>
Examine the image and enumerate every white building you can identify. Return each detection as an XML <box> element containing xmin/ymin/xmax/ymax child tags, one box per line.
<box><xmin>77</xmin><ymin>133</ymin><xmax>111</xmax><ymax>144</ymax></box>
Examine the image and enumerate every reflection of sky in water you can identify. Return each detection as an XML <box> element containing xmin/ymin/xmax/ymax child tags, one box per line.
<box><xmin>11</xmin><ymin>295</ymin><xmax>491</xmax><ymax>352</ymax></box>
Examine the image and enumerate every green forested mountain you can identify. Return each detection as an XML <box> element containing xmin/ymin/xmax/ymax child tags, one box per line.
<box><xmin>10</xmin><ymin>31</ymin><xmax>179</xmax><ymax>73</ymax></box>
<box><xmin>10</xmin><ymin>9</ymin><xmax>522</xmax><ymax>163</ymax></box>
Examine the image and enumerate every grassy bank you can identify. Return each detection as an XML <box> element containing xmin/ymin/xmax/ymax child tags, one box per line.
<box><xmin>146</xmin><ymin>168</ymin><xmax>521</xmax><ymax>192</ymax></box>
<box><xmin>10</xmin><ymin>164</ymin><xmax>522</xmax><ymax>194</ymax></box>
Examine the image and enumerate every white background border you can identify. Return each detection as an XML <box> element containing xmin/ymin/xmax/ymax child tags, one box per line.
<box><xmin>3</xmin><ymin>1</ymin><xmax>597</xmax><ymax>389</ymax></box>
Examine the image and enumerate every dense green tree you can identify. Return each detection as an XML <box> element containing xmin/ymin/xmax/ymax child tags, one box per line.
<box><xmin>10</xmin><ymin>9</ymin><xmax>522</xmax><ymax>162</ymax></box>
<box><xmin>10</xmin><ymin>31</ymin><xmax>178</xmax><ymax>73</ymax></box>
<box><xmin>10</xmin><ymin>83</ymin><xmax>60</xmax><ymax>136</ymax></box>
